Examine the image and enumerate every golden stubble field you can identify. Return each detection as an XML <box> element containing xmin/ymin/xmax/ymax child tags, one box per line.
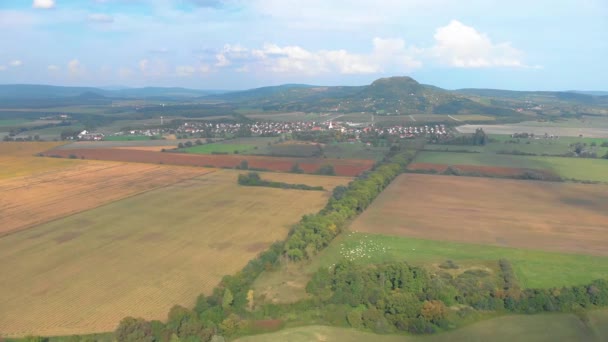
<box><xmin>351</xmin><ymin>174</ymin><xmax>608</xmax><ymax>257</ymax></box>
<box><xmin>0</xmin><ymin>162</ymin><xmax>211</xmax><ymax>236</ymax></box>
<box><xmin>0</xmin><ymin>142</ymin><xmax>81</xmax><ymax>179</ymax></box>
<box><xmin>0</xmin><ymin>170</ymin><xmax>351</xmax><ymax>337</ymax></box>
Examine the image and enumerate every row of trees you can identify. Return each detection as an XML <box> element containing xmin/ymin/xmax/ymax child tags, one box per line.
<box><xmin>283</xmin><ymin>149</ymin><xmax>416</xmax><ymax>261</ymax></box>
<box><xmin>238</xmin><ymin>172</ymin><xmax>324</xmax><ymax>191</ymax></box>
<box><xmin>112</xmin><ymin>147</ymin><xmax>416</xmax><ymax>341</ymax></box>
<box><xmin>304</xmin><ymin>259</ymin><xmax>608</xmax><ymax>334</ymax></box>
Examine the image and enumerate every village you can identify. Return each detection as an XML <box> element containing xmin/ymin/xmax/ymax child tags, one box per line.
<box><xmin>76</xmin><ymin>118</ymin><xmax>448</xmax><ymax>141</ymax></box>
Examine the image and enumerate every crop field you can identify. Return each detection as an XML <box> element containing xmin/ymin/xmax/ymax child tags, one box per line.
<box><xmin>43</xmin><ymin>148</ymin><xmax>375</xmax><ymax>176</ymax></box>
<box><xmin>407</xmin><ymin>162</ymin><xmax>560</xmax><ymax>179</ymax></box>
<box><xmin>0</xmin><ymin>170</ymin><xmax>349</xmax><ymax>337</ymax></box>
<box><xmin>323</xmin><ymin>142</ymin><xmax>388</xmax><ymax>160</ymax></box>
<box><xmin>426</xmin><ymin>135</ymin><xmax>608</xmax><ymax>156</ymax></box>
<box><xmin>103</xmin><ymin>135</ymin><xmax>161</xmax><ymax>141</ymax></box>
<box><xmin>457</xmin><ymin>122</ymin><xmax>608</xmax><ymax>138</ymax></box>
<box><xmin>53</xmin><ymin>140</ymin><xmax>188</xmax><ymax>150</ymax></box>
<box><xmin>351</xmin><ymin>174</ymin><xmax>608</xmax><ymax>256</ymax></box>
<box><xmin>182</xmin><ymin>143</ymin><xmax>256</xmax><ymax>154</ymax></box>
<box><xmin>414</xmin><ymin>151</ymin><xmax>608</xmax><ymax>182</ymax></box>
<box><xmin>0</xmin><ymin>162</ymin><xmax>209</xmax><ymax>236</ymax></box>
<box><xmin>0</xmin><ymin>142</ymin><xmax>82</xmax><ymax>179</ymax></box>
<box><xmin>234</xmin><ymin>310</ymin><xmax>608</xmax><ymax>342</ymax></box>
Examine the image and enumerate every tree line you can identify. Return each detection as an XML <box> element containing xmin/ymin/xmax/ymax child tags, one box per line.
<box><xmin>237</xmin><ymin>172</ymin><xmax>324</xmax><ymax>191</ymax></box>
<box><xmin>108</xmin><ymin>147</ymin><xmax>417</xmax><ymax>341</ymax></box>
<box><xmin>303</xmin><ymin>259</ymin><xmax>608</xmax><ymax>334</ymax></box>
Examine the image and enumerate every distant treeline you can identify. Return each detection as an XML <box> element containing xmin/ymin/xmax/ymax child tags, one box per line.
<box><xmin>237</xmin><ymin>172</ymin><xmax>324</xmax><ymax>191</ymax></box>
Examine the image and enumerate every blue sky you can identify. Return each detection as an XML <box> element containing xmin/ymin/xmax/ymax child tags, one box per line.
<box><xmin>0</xmin><ymin>0</ymin><xmax>606</xmax><ymax>90</ymax></box>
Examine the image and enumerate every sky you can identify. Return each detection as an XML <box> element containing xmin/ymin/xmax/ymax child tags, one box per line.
<box><xmin>0</xmin><ymin>0</ymin><xmax>606</xmax><ymax>90</ymax></box>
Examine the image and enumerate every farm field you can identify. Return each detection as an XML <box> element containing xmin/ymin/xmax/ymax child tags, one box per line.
<box><xmin>323</xmin><ymin>142</ymin><xmax>388</xmax><ymax>160</ymax></box>
<box><xmin>0</xmin><ymin>142</ymin><xmax>82</xmax><ymax>179</ymax></box>
<box><xmin>414</xmin><ymin>151</ymin><xmax>608</xmax><ymax>182</ymax></box>
<box><xmin>0</xmin><ymin>170</ymin><xmax>350</xmax><ymax>337</ymax></box>
<box><xmin>407</xmin><ymin>162</ymin><xmax>560</xmax><ymax>179</ymax></box>
<box><xmin>426</xmin><ymin>135</ymin><xmax>608</xmax><ymax>156</ymax></box>
<box><xmin>53</xmin><ymin>139</ymin><xmax>188</xmax><ymax>149</ymax></box>
<box><xmin>457</xmin><ymin>122</ymin><xmax>608</xmax><ymax>138</ymax></box>
<box><xmin>0</xmin><ymin>162</ymin><xmax>209</xmax><ymax>235</ymax></box>
<box><xmin>450</xmin><ymin>114</ymin><xmax>496</xmax><ymax>121</ymax></box>
<box><xmin>181</xmin><ymin>143</ymin><xmax>256</xmax><ymax>154</ymax></box>
<box><xmin>43</xmin><ymin>148</ymin><xmax>375</xmax><ymax>176</ymax></box>
<box><xmin>351</xmin><ymin>174</ymin><xmax>608</xmax><ymax>256</ymax></box>
<box><xmin>103</xmin><ymin>135</ymin><xmax>162</xmax><ymax>141</ymax></box>
<box><xmin>234</xmin><ymin>310</ymin><xmax>608</xmax><ymax>342</ymax></box>
<box><xmin>253</xmin><ymin>231</ymin><xmax>608</xmax><ymax>305</ymax></box>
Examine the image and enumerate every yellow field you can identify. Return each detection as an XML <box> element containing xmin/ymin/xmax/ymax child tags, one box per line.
<box><xmin>0</xmin><ymin>142</ymin><xmax>82</xmax><ymax>179</ymax></box>
<box><xmin>0</xmin><ymin>162</ymin><xmax>210</xmax><ymax>236</ymax></box>
<box><xmin>0</xmin><ymin>170</ymin><xmax>350</xmax><ymax>337</ymax></box>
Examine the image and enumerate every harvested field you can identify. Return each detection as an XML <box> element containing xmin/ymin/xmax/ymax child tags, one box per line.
<box><xmin>43</xmin><ymin>148</ymin><xmax>374</xmax><ymax>176</ymax></box>
<box><xmin>0</xmin><ymin>170</ymin><xmax>344</xmax><ymax>337</ymax></box>
<box><xmin>407</xmin><ymin>162</ymin><xmax>560</xmax><ymax>179</ymax></box>
<box><xmin>0</xmin><ymin>142</ymin><xmax>82</xmax><ymax>179</ymax></box>
<box><xmin>0</xmin><ymin>162</ymin><xmax>210</xmax><ymax>236</ymax></box>
<box><xmin>351</xmin><ymin>174</ymin><xmax>608</xmax><ymax>256</ymax></box>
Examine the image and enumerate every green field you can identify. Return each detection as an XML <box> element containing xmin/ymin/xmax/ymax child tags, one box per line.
<box><xmin>234</xmin><ymin>310</ymin><xmax>608</xmax><ymax>342</ymax></box>
<box><xmin>414</xmin><ymin>151</ymin><xmax>608</xmax><ymax>182</ymax></box>
<box><xmin>427</xmin><ymin>135</ymin><xmax>608</xmax><ymax>156</ymax></box>
<box><xmin>182</xmin><ymin>143</ymin><xmax>256</xmax><ymax>154</ymax></box>
<box><xmin>104</xmin><ymin>135</ymin><xmax>161</xmax><ymax>141</ymax></box>
<box><xmin>414</xmin><ymin>151</ymin><xmax>547</xmax><ymax>169</ymax></box>
<box><xmin>315</xmin><ymin>233</ymin><xmax>608</xmax><ymax>289</ymax></box>
<box><xmin>0</xmin><ymin>119</ymin><xmax>30</xmax><ymax>127</ymax></box>
<box><xmin>254</xmin><ymin>231</ymin><xmax>608</xmax><ymax>305</ymax></box>
<box><xmin>323</xmin><ymin>142</ymin><xmax>388</xmax><ymax>160</ymax></box>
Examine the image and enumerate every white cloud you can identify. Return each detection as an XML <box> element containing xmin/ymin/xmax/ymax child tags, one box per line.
<box><xmin>0</xmin><ymin>65</ymin><xmax>6</xmax><ymax>71</ymax></box>
<box><xmin>176</xmin><ymin>65</ymin><xmax>197</xmax><ymax>77</ymax></box>
<box><xmin>119</xmin><ymin>67</ymin><xmax>134</xmax><ymax>79</ymax></box>
<box><xmin>139</xmin><ymin>59</ymin><xmax>149</xmax><ymax>73</ymax></box>
<box><xmin>68</xmin><ymin>59</ymin><xmax>85</xmax><ymax>77</ymax></box>
<box><xmin>215</xmin><ymin>53</ymin><xmax>230</xmax><ymax>67</ymax></box>
<box><xmin>10</xmin><ymin>60</ymin><xmax>23</xmax><ymax>67</ymax></box>
<box><xmin>32</xmin><ymin>0</ymin><xmax>55</xmax><ymax>9</ymax></box>
<box><xmin>431</xmin><ymin>20</ymin><xmax>526</xmax><ymax>68</ymax></box>
<box><xmin>222</xmin><ymin>38</ymin><xmax>422</xmax><ymax>75</ymax></box>
<box><xmin>88</xmin><ymin>13</ymin><xmax>115</xmax><ymax>24</ymax></box>
<box><xmin>47</xmin><ymin>64</ymin><xmax>59</xmax><ymax>71</ymax></box>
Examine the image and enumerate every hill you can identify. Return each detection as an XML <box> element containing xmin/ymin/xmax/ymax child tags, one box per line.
<box><xmin>209</xmin><ymin>76</ymin><xmax>519</xmax><ymax>116</ymax></box>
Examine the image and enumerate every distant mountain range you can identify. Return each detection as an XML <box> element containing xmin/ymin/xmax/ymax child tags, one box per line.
<box><xmin>0</xmin><ymin>78</ymin><xmax>606</xmax><ymax>114</ymax></box>
<box><xmin>0</xmin><ymin>84</ymin><xmax>227</xmax><ymax>99</ymax></box>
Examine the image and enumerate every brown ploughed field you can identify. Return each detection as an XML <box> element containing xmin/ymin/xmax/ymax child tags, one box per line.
<box><xmin>351</xmin><ymin>173</ymin><xmax>608</xmax><ymax>256</ymax></box>
<box><xmin>44</xmin><ymin>148</ymin><xmax>374</xmax><ymax>176</ymax></box>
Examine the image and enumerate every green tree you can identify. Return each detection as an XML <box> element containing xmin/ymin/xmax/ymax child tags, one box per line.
<box><xmin>222</xmin><ymin>289</ymin><xmax>234</xmax><ymax>310</ymax></box>
<box><xmin>115</xmin><ymin>317</ymin><xmax>154</xmax><ymax>342</ymax></box>
<box><xmin>290</xmin><ymin>162</ymin><xmax>304</xmax><ymax>173</ymax></box>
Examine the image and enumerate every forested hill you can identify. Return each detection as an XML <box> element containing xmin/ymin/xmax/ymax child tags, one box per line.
<box><xmin>207</xmin><ymin>76</ymin><xmax>519</xmax><ymax>116</ymax></box>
